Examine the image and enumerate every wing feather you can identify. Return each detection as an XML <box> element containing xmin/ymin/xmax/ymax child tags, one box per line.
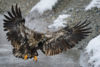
<box><xmin>11</xmin><ymin>5</ymin><xmax>17</xmax><ymax>17</ymax></box>
<box><xmin>43</xmin><ymin>20</ymin><xmax>91</xmax><ymax>56</ymax></box>
<box><xmin>3</xmin><ymin>5</ymin><xmax>44</xmax><ymax>59</ymax></box>
<box><xmin>3</xmin><ymin>4</ymin><xmax>24</xmax><ymax>41</ymax></box>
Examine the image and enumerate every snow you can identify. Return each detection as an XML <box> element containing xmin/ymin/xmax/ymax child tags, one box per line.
<box><xmin>85</xmin><ymin>35</ymin><xmax>100</xmax><ymax>67</ymax></box>
<box><xmin>85</xmin><ymin>0</ymin><xmax>100</xmax><ymax>10</ymax></box>
<box><xmin>30</xmin><ymin>0</ymin><xmax>58</xmax><ymax>14</ymax></box>
<box><xmin>48</xmin><ymin>14</ymin><xmax>70</xmax><ymax>29</ymax></box>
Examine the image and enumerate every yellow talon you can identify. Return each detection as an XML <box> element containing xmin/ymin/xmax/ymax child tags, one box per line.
<box><xmin>24</xmin><ymin>54</ymin><xmax>28</xmax><ymax>60</ymax></box>
<box><xmin>33</xmin><ymin>56</ymin><xmax>37</xmax><ymax>62</ymax></box>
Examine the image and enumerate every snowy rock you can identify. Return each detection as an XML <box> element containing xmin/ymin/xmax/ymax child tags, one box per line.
<box><xmin>31</xmin><ymin>0</ymin><xmax>58</xmax><ymax>14</ymax></box>
<box><xmin>85</xmin><ymin>35</ymin><xmax>100</xmax><ymax>67</ymax></box>
<box><xmin>85</xmin><ymin>0</ymin><xmax>100</xmax><ymax>10</ymax></box>
<box><xmin>48</xmin><ymin>14</ymin><xmax>70</xmax><ymax>29</ymax></box>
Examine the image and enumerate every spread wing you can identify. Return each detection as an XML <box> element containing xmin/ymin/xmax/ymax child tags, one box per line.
<box><xmin>43</xmin><ymin>20</ymin><xmax>91</xmax><ymax>56</ymax></box>
<box><xmin>3</xmin><ymin>5</ymin><xmax>44</xmax><ymax>58</ymax></box>
<box><xmin>3</xmin><ymin>4</ymin><xmax>25</xmax><ymax>41</ymax></box>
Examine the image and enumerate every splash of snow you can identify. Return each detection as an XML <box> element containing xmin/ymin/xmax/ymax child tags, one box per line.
<box><xmin>48</xmin><ymin>14</ymin><xmax>70</xmax><ymax>29</ymax></box>
<box><xmin>31</xmin><ymin>0</ymin><xmax>58</xmax><ymax>14</ymax></box>
<box><xmin>85</xmin><ymin>35</ymin><xmax>100</xmax><ymax>67</ymax></box>
<box><xmin>85</xmin><ymin>0</ymin><xmax>100</xmax><ymax>10</ymax></box>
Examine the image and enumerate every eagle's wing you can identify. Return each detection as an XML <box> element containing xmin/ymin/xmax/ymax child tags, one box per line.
<box><xmin>43</xmin><ymin>20</ymin><xmax>91</xmax><ymax>56</ymax></box>
<box><xmin>3</xmin><ymin>4</ymin><xmax>25</xmax><ymax>41</ymax></box>
<box><xmin>3</xmin><ymin>5</ymin><xmax>44</xmax><ymax>58</ymax></box>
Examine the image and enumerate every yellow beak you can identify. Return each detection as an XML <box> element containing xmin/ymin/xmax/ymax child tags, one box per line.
<box><xmin>24</xmin><ymin>54</ymin><xmax>28</xmax><ymax>60</ymax></box>
<box><xmin>33</xmin><ymin>56</ymin><xmax>37</xmax><ymax>62</ymax></box>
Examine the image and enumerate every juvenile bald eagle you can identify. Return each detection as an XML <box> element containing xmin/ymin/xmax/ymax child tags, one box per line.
<box><xmin>3</xmin><ymin>4</ymin><xmax>91</xmax><ymax>61</ymax></box>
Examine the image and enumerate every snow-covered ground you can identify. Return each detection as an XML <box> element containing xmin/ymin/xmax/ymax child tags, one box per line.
<box><xmin>85</xmin><ymin>35</ymin><xmax>100</xmax><ymax>67</ymax></box>
<box><xmin>48</xmin><ymin>14</ymin><xmax>70</xmax><ymax>29</ymax></box>
<box><xmin>85</xmin><ymin>0</ymin><xmax>100</xmax><ymax>10</ymax></box>
<box><xmin>80</xmin><ymin>35</ymin><xmax>100</xmax><ymax>67</ymax></box>
<box><xmin>82</xmin><ymin>0</ymin><xmax>100</xmax><ymax>67</ymax></box>
<box><xmin>31</xmin><ymin>0</ymin><xmax>58</xmax><ymax>14</ymax></box>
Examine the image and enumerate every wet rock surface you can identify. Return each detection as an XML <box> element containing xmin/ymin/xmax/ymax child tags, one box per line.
<box><xmin>0</xmin><ymin>0</ymin><xmax>100</xmax><ymax>67</ymax></box>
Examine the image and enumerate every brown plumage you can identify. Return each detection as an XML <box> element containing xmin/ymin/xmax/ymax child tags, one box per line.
<box><xmin>3</xmin><ymin>4</ymin><xmax>91</xmax><ymax>60</ymax></box>
<box><xmin>43</xmin><ymin>20</ymin><xmax>91</xmax><ymax>56</ymax></box>
<box><xmin>3</xmin><ymin>4</ymin><xmax>44</xmax><ymax>59</ymax></box>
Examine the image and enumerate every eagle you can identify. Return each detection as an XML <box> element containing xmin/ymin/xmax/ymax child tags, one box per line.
<box><xmin>3</xmin><ymin>4</ymin><xmax>91</xmax><ymax>61</ymax></box>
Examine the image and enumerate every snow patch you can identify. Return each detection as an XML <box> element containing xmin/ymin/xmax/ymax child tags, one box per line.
<box><xmin>48</xmin><ymin>14</ymin><xmax>70</xmax><ymax>29</ymax></box>
<box><xmin>85</xmin><ymin>35</ymin><xmax>100</xmax><ymax>67</ymax></box>
<box><xmin>31</xmin><ymin>0</ymin><xmax>58</xmax><ymax>14</ymax></box>
<box><xmin>85</xmin><ymin>0</ymin><xmax>100</xmax><ymax>10</ymax></box>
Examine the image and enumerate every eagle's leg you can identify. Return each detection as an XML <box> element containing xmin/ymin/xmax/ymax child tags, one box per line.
<box><xmin>24</xmin><ymin>55</ymin><xmax>37</xmax><ymax>61</ymax></box>
<box><xmin>33</xmin><ymin>56</ymin><xmax>38</xmax><ymax>62</ymax></box>
<box><xmin>24</xmin><ymin>54</ymin><xmax>28</xmax><ymax>60</ymax></box>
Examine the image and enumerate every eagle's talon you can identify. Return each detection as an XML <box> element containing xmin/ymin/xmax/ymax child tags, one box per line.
<box><xmin>24</xmin><ymin>54</ymin><xmax>28</xmax><ymax>60</ymax></box>
<box><xmin>33</xmin><ymin>56</ymin><xmax>37</xmax><ymax>62</ymax></box>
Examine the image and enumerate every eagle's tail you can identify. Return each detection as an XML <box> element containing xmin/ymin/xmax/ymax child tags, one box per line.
<box><xmin>3</xmin><ymin>4</ymin><xmax>25</xmax><ymax>41</ymax></box>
